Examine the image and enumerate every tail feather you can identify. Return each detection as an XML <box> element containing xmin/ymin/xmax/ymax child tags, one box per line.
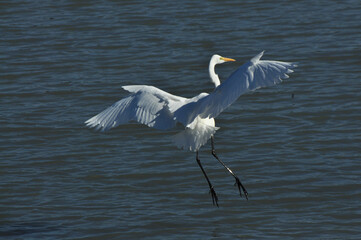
<box><xmin>173</xmin><ymin>121</ymin><xmax>219</xmax><ymax>152</ymax></box>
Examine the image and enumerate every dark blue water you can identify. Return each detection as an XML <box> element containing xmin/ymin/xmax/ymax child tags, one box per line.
<box><xmin>1</xmin><ymin>0</ymin><xmax>361</xmax><ymax>239</ymax></box>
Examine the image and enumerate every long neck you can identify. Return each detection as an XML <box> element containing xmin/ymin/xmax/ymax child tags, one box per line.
<box><xmin>209</xmin><ymin>61</ymin><xmax>220</xmax><ymax>88</ymax></box>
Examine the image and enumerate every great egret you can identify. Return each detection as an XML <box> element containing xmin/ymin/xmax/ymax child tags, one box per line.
<box><xmin>85</xmin><ymin>51</ymin><xmax>296</xmax><ymax>206</ymax></box>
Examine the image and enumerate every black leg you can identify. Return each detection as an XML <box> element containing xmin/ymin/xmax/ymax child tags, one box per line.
<box><xmin>196</xmin><ymin>151</ymin><xmax>219</xmax><ymax>207</ymax></box>
<box><xmin>211</xmin><ymin>136</ymin><xmax>248</xmax><ymax>200</ymax></box>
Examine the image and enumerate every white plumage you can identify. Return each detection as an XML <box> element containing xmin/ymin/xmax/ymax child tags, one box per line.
<box><xmin>85</xmin><ymin>51</ymin><xmax>296</xmax><ymax>152</ymax></box>
<box><xmin>85</xmin><ymin>51</ymin><xmax>296</xmax><ymax>206</ymax></box>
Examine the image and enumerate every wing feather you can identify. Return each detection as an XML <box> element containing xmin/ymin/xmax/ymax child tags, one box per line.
<box><xmin>85</xmin><ymin>86</ymin><xmax>187</xmax><ymax>131</ymax></box>
<box><xmin>174</xmin><ymin>51</ymin><xmax>297</xmax><ymax>126</ymax></box>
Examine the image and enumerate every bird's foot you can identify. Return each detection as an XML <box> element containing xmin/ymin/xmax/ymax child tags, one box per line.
<box><xmin>209</xmin><ymin>186</ymin><xmax>219</xmax><ymax>207</ymax></box>
<box><xmin>234</xmin><ymin>177</ymin><xmax>248</xmax><ymax>200</ymax></box>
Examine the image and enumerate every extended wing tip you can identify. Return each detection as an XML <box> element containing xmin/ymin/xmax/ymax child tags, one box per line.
<box><xmin>84</xmin><ymin>117</ymin><xmax>102</xmax><ymax>130</ymax></box>
<box><xmin>84</xmin><ymin>116</ymin><xmax>96</xmax><ymax>126</ymax></box>
<box><xmin>251</xmin><ymin>51</ymin><xmax>265</xmax><ymax>63</ymax></box>
<box><xmin>121</xmin><ymin>85</ymin><xmax>130</xmax><ymax>92</ymax></box>
<box><xmin>86</xmin><ymin>122</ymin><xmax>108</xmax><ymax>132</ymax></box>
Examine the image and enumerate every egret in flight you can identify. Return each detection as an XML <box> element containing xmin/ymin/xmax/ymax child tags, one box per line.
<box><xmin>85</xmin><ymin>51</ymin><xmax>296</xmax><ymax>206</ymax></box>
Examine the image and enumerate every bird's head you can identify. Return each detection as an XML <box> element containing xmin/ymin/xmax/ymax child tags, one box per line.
<box><xmin>209</xmin><ymin>55</ymin><xmax>236</xmax><ymax>88</ymax></box>
<box><xmin>211</xmin><ymin>54</ymin><xmax>236</xmax><ymax>65</ymax></box>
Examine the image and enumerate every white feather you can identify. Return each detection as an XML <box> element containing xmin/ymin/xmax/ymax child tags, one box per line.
<box><xmin>173</xmin><ymin>52</ymin><xmax>297</xmax><ymax>126</ymax></box>
<box><xmin>85</xmin><ymin>52</ymin><xmax>296</xmax><ymax>151</ymax></box>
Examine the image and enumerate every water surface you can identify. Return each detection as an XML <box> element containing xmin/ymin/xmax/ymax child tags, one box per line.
<box><xmin>1</xmin><ymin>0</ymin><xmax>361</xmax><ymax>239</ymax></box>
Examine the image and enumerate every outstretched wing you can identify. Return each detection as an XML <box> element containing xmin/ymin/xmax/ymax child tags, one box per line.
<box><xmin>85</xmin><ymin>85</ymin><xmax>187</xmax><ymax>131</ymax></box>
<box><xmin>174</xmin><ymin>51</ymin><xmax>297</xmax><ymax>126</ymax></box>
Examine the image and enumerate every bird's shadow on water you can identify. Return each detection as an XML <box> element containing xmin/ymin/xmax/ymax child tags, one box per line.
<box><xmin>0</xmin><ymin>221</ymin><xmax>61</xmax><ymax>238</ymax></box>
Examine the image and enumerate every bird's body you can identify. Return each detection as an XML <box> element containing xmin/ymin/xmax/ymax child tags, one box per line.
<box><xmin>85</xmin><ymin>51</ymin><xmax>296</xmax><ymax>206</ymax></box>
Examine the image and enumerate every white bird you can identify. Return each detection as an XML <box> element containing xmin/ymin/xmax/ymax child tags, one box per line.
<box><xmin>85</xmin><ymin>51</ymin><xmax>296</xmax><ymax>206</ymax></box>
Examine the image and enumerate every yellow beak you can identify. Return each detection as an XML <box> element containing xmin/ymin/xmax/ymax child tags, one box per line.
<box><xmin>221</xmin><ymin>57</ymin><xmax>236</xmax><ymax>62</ymax></box>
